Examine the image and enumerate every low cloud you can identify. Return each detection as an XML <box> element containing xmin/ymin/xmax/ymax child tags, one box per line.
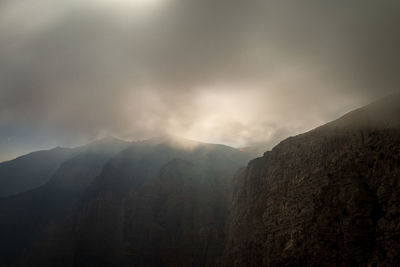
<box><xmin>0</xmin><ymin>0</ymin><xmax>399</xmax><ymax>160</ymax></box>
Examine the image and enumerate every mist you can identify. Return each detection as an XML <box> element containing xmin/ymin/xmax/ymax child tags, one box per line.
<box><xmin>0</xmin><ymin>0</ymin><xmax>399</xmax><ymax>161</ymax></box>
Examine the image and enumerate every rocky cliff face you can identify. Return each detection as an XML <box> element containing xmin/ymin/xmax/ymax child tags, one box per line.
<box><xmin>2</xmin><ymin>96</ymin><xmax>399</xmax><ymax>267</ymax></box>
<box><xmin>221</xmin><ymin>96</ymin><xmax>400</xmax><ymax>266</ymax></box>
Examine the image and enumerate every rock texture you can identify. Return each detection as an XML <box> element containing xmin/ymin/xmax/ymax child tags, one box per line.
<box><xmin>2</xmin><ymin>96</ymin><xmax>400</xmax><ymax>267</ymax></box>
<box><xmin>221</xmin><ymin>95</ymin><xmax>400</xmax><ymax>266</ymax></box>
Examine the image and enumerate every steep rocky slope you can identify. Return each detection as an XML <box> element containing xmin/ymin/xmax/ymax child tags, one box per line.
<box><xmin>221</xmin><ymin>95</ymin><xmax>400</xmax><ymax>266</ymax></box>
<box><xmin>3</xmin><ymin>95</ymin><xmax>399</xmax><ymax>267</ymax></box>
<box><xmin>25</xmin><ymin>137</ymin><xmax>251</xmax><ymax>267</ymax></box>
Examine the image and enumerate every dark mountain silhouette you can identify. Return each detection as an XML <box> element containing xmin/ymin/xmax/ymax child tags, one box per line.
<box><xmin>0</xmin><ymin>137</ymin><xmax>131</xmax><ymax>266</ymax></box>
<box><xmin>1</xmin><ymin>95</ymin><xmax>399</xmax><ymax>267</ymax></box>
<box><xmin>0</xmin><ymin>147</ymin><xmax>77</xmax><ymax>197</ymax></box>
<box><xmin>220</xmin><ymin>94</ymin><xmax>400</xmax><ymax>266</ymax></box>
<box><xmin>20</xmin><ymin>136</ymin><xmax>251</xmax><ymax>267</ymax></box>
<box><xmin>0</xmin><ymin>136</ymin><xmax>127</xmax><ymax>197</ymax></box>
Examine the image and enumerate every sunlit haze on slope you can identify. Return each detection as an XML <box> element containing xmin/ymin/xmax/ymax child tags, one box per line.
<box><xmin>0</xmin><ymin>0</ymin><xmax>399</xmax><ymax>161</ymax></box>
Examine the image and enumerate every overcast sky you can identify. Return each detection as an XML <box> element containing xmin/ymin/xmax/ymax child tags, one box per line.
<box><xmin>0</xmin><ymin>0</ymin><xmax>399</xmax><ymax>161</ymax></box>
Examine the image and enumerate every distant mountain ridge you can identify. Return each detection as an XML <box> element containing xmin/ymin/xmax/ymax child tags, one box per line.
<box><xmin>0</xmin><ymin>136</ymin><xmax>131</xmax><ymax>198</ymax></box>
<box><xmin>0</xmin><ymin>147</ymin><xmax>78</xmax><ymax>197</ymax></box>
<box><xmin>25</xmin><ymin>137</ymin><xmax>250</xmax><ymax>266</ymax></box>
<box><xmin>0</xmin><ymin>95</ymin><xmax>399</xmax><ymax>266</ymax></box>
<box><xmin>0</xmin><ymin>137</ymin><xmax>132</xmax><ymax>266</ymax></box>
<box><xmin>0</xmin><ymin>136</ymin><xmax>252</xmax><ymax>267</ymax></box>
<box><xmin>0</xmin><ymin>134</ymin><xmax>260</xmax><ymax>199</ymax></box>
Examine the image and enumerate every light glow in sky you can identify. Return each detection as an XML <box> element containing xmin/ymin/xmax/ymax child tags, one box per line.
<box><xmin>0</xmin><ymin>0</ymin><xmax>399</xmax><ymax>161</ymax></box>
<box><xmin>91</xmin><ymin>0</ymin><xmax>166</xmax><ymax>10</ymax></box>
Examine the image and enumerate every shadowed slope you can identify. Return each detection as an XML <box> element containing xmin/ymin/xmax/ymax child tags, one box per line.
<box><xmin>26</xmin><ymin>137</ymin><xmax>251</xmax><ymax>267</ymax></box>
<box><xmin>0</xmin><ymin>147</ymin><xmax>77</xmax><ymax>197</ymax></box>
<box><xmin>221</xmin><ymin>94</ymin><xmax>400</xmax><ymax>266</ymax></box>
<box><xmin>0</xmin><ymin>137</ymin><xmax>131</xmax><ymax>266</ymax></box>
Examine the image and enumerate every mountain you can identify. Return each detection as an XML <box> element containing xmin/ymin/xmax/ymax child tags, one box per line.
<box><xmin>0</xmin><ymin>147</ymin><xmax>77</xmax><ymax>197</ymax></box>
<box><xmin>220</xmin><ymin>95</ymin><xmax>400</xmax><ymax>266</ymax></box>
<box><xmin>1</xmin><ymin>94</ymin><xmax>399</xmax><ymax>267</ymax></box>
<box><xmin>23</xmin><ymin>136</ymin><xmax>251</xmax><ymax>267</ymax></box>
<box><xmin>0</xmin><ymin>137</ymin><xmax>131</xmax><ymax>266</ymax></box>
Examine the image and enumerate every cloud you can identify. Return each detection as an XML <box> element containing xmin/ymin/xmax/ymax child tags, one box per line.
<box><xmin>0</xmin><ymin>0</ymin><xmax>399</xmax><ymax>159</ymax></box>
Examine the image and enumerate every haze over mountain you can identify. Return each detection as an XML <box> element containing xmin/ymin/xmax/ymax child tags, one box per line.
<box><xmin>1</xmin><ymin>0</ymin><xmax>399</xmax><ymax>160</ymax></box>
<box><xmin>0</xmin><ymin>137</ymin><xmax>130</xmax><ymax>197</ymax></box>
<box><xmin>0</xmin><ymin>95</ymin><xmax>398</xmax><ymax>266</ymax></box>
<box><xmin>0</xmin><ymin>136</ymin><xmax>252</xmax><ymax>266</ymax></box>
<box><xmin>0</xmin><ymin>147</ymin><xmax>75</xmax><ymax>197</ymax></box>
<box><xmin>0</xmin><ymin>1</ymin><xmax>399</xmax><ymax>266</ymax></box>
<box><xmin>0</xmin><ymin>137</ymin><xmax>131</xmax><ymax>265</ymax></box>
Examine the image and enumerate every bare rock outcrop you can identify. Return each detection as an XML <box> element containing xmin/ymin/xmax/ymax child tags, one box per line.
<box><xmin>221</xmin><ymin>95</ymin><xmax>400</xmax><ymax>266</ymax></box>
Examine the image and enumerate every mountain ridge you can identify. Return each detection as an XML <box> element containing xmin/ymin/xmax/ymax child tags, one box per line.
<box><xmin>220</xmin><ymin>93</ymin><xmax>400</xmax><ymax>266</ymax></box>
<box><xmin>0</xmin><ymin>95</ymin><xmax>399</xmax><ymax>266</ymax></box>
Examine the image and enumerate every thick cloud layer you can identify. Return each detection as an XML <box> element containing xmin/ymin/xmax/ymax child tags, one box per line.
<box><xmin>0</xmin><ymin>0</ymin><xmax>399</xmax><ymax>160</ymax></box>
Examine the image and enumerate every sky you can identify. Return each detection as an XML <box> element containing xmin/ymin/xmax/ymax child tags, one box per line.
<box><xmin>0</xmin><ymin>0</ymin><xmax>399</xmax><ymax>161</ymax></box>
